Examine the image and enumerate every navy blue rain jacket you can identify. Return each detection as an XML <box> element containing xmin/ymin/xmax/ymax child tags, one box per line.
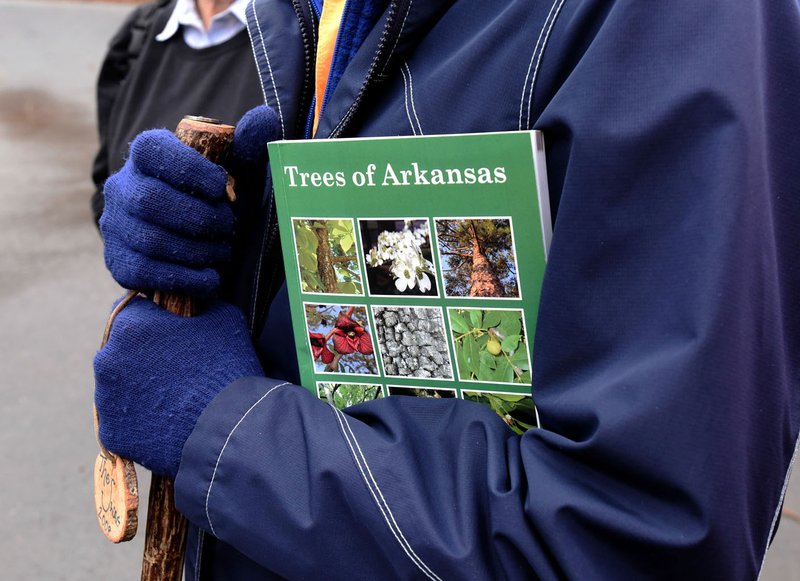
<box><xmin>174</xmin><ymin>0</ymin><xmax>800</xmax><ymax>578</ymax></box>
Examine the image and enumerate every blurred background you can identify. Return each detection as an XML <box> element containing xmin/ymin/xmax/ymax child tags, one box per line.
<box><xmin>0</xmin><ymin>0</ymin><xmax>796</xmax><ymax>578</ymax></box>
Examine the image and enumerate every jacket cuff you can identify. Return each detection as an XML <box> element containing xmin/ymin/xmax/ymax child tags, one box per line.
<box><xmin>174</xmin><ymin>375</ymin><xmax>292</xmax><ymax>530</ymax></box>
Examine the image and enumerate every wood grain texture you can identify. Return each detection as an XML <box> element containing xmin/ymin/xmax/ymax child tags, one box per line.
<box><xmin>93</xmin><ymin>452</ymin><xmax>139</xmax><ymax>543</ymax></box>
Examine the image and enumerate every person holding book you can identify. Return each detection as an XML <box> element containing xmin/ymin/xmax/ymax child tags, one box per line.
<box><xmin>94</xmin><ymin>0</ymin><xmax>800</xmax><ymax>578</ymax></box>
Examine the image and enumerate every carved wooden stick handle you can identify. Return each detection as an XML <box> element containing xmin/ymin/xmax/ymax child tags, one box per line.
<box><xmin>140</xmin><ymin>116</ymin><xmax>235</xmax><ymax>581</ymax></box>
<box><xmin>93</xmin><ymin>118</ymin><xmax>235</xmax><ymax>576</ymax></box>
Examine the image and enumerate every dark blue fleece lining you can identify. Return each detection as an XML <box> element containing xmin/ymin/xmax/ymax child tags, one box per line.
<box><xmin>319</xmin><ymin>0</ymin><xmax>390</xmax><ymax>122</ymax></box>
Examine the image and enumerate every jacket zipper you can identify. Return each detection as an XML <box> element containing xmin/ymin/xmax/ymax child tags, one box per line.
<box><xmin>250</xmin><ymin>0</ymin><xmax>410</xmax><ymax>331</ymax></box>
<box><xmin>291</xmin><ymin>0</ymin><xmax>320</xmax><ymax>138</ymax></box>
<box><xmin>329</xmin><ymin>0</ymin><xmax>409</xmax><ymax>137</ymax></box>
<box><xmin>249</xmin><ymin>0</ymin><xmax>319</xmax><ymax>333</ymax></box>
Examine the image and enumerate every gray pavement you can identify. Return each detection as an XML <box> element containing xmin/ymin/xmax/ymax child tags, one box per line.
<box><xmin>0</xmin><ymin>1</ymin><xmax>797</xmax><ymax>579</ymax></box>
<box><xmin>0</xmin><ymin>1</ymin><xmax>145</xmax><ymax>579</ymax></box>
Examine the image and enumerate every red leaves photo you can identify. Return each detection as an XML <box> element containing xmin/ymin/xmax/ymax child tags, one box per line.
<box><xmin>332</xmin><ymin>313</ymin><xmax>374</xmax><ymax>355</ymax></box>
<box><xmin>309</xmin><ymin>332</ymin><xmax>335</xmax><ymax>364</ymax></box>
<box><xmin>305</xmin><ymin>305</ymin><xmax>378</xmax><ymax>375</ymax></box>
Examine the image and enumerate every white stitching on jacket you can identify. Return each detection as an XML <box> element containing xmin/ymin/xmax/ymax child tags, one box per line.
<box><xmin>304</xmin><ymin>0</ymin><xmax>316</xmax><ymax>46</ymax></box>
<box><xmin>338</xmin><ymin>408</ymin><xmax>441</xmax><ymax>580</ymax></box>
<box><xmin>757</xmin><ymin>433</ymin><xmax>800</xmax><ymax>578</ymax></box>
<box><xmin>252</xmin><ymin>0</ymin><xmax>286</xmax><ymax>137</ymax></box>
<box><xmin>246</xmin><ymin>0</ymin><xmax>269</xmax><ymax>106</ymax></box>
<box><xmin>526</xmin><ymin>0</ymin><xmax>566</xmax><ymax>129</ymax></box>
<box><xmin>379</xmin><ymin>0</ymin><xmax>414</xmax><ymax>77</ymax></box>
<box><xmin>194</xmin><ymin>529</ymin><xmax>205</xmax><ymax>580</ymax></box>
<box><xmin>404</xmin><ymin>62</ymin><xmax>423</xmax><ymax>135</ymax></box>
<box><xmin>331</xmin><ymin>406</ymin><xmax>442</xmax><ymax>581</ymax></box>
<box><xmin>518</xmin><ymin>0</ymin><xmax>560</xmax><ymax>130</ymax></box>
<box><xmin>400</xmin><ymin>64</ymin><xmax>417</xmax><ymax>135</ymax></box>
<box><xmin>329</xmin><ymin>407</ymin><xmax>428</xmax><ymax>576</ymax></box>
<box><xmin>205</xmin><ymin>382</ymin><xmax>290</xmax><ymax>536</ymax></box>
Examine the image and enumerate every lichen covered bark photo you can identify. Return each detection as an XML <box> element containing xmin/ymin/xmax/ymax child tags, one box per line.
<box><xmin>372</xmin><ymin>306</ymin><xmax>453</xmax><ymax>379</ymax></box>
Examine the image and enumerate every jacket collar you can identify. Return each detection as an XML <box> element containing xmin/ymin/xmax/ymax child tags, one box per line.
<box><xmin>246</xmin><ymin>0</ymin><xmax>455</xmax><ymax>138</ymax></box>
<box><xmin>315</xmin><ymin>0</ymin><xmax>455</xmax><ymax>138</ymax></box>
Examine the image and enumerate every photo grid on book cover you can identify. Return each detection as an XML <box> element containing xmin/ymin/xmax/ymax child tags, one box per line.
<box><xmin>292</xmin><ymin>215</ymin><xmax>537</xmax><ymax>432</ymax></box>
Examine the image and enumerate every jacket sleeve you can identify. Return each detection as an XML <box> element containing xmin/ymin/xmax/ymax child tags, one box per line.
<box><xmin>175</xmin><ymin>0</ymin><xmax>800</xmax><ymax>579</ymax></box>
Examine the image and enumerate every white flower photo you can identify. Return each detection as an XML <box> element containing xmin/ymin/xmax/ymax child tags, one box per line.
<box><xmin>359</xmin><ymin>219</ymin><xmax>438</xmax><ymax>297</ymax></box>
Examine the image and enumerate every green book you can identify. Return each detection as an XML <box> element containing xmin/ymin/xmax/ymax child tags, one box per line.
<box><xmin>268</xmin><ymin>131</ymin><xmax>551</xmax><ymax>434</ymax></box>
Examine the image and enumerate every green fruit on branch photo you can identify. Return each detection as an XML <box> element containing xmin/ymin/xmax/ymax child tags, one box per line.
<box><xmin>449</xmin><ymin>308</ymin><xmax>531</xmax><ymax>384</ymax></box>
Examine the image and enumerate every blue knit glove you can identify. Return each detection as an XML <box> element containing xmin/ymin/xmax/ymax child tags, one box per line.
<box><xmin>227</xmin><ymin>105</ymin><xmax>278</xmax><ymax>180</ymax></box>
<box><xmin>99</xmin><ymin>106</ymin><xmax>279</xmax><ymax>297</ymax></box>
<box><xmin>93</xmin><ymin>297</ymin><xmax>264</xmax><ymax>478</ymax></box>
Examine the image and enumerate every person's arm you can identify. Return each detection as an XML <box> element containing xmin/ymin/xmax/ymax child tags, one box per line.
<box><xmin>171</xmin><ymin>1</ymin><xmax>800</xmax><ymax>579</ymax></box>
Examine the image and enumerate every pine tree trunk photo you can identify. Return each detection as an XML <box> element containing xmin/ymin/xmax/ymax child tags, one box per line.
<box><xmin>467</xmin><ymin>220</ymin><xmax>505</xmax><ymax>297</ymax></box>
<box><xmin>436</xmin><ymin>218</ymin><xmax>520</xmax><ymax>298</ymax></box>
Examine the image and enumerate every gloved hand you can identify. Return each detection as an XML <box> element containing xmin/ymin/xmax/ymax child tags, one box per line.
<box><xmin>99</xmin><ymin>105</ymin><xmax>280</xmax><ymax>297</ymax></box>
<box><xmin>94</xmin><ymin>296</ymin><xmax>264</xmax><ymax>478</ymax></box>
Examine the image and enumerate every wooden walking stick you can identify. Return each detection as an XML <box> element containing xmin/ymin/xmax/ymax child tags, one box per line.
<box><xmin>94</xmin><ymin>116</ymin><xmax>235</xmax><ymax>581</ymax></box>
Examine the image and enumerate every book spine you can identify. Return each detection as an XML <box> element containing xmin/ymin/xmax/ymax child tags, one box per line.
<box><xmin>530</xmin><ymin>131</ymin><xmax>553</xmax><ymax>258</ymax></box>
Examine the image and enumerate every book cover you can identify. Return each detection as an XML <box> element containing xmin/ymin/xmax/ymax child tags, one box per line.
<box><xmin>268</xmin><ymin>131</ymin><xmax>551</xmax><ymax>434</ymax></box>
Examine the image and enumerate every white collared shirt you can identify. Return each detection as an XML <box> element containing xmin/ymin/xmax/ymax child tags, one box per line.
<box><xmin>155</xmin><ymin>0</ymin><xmax>250</xmax><ymax>50</ymax></box>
